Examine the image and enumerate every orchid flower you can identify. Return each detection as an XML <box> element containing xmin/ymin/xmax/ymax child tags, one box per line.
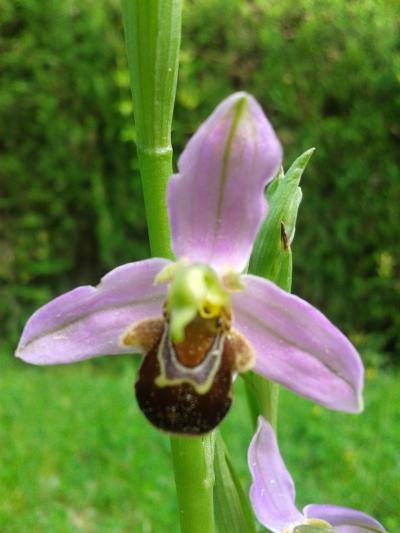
<box><xmin>248</xmin><ymin>417</ymin><xmax>387</xmax><ymax>533</ymax></box>
<box><xmin>16</xmin><ymin>92</ymin><xmax>363</xmax><ymax>435</ymax></box>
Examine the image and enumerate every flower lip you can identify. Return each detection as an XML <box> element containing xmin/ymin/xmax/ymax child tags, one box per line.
<box><xmin>134</xmin><ymin>315</ymin><xmax>235</xmax><ymax>435</ymax></box>
<box><xmin>155</xmin><ymin>318</ymin><xmax>226</xmax><ymax>394</ymax></box>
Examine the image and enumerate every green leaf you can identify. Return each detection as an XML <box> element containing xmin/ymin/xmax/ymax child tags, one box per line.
<box><xmin>249</xmin><ymin>147</ymin><xmax>315</xmax><ymax>292</ymax></box>
<box><xmin>246</xmin><ymin>149</ymin><xmax>314</xmax><ymax>428</ymax></box>
<box><xmin>121</xmin><ymin>0</ymin><xmax>182</xmax><ymax>151</ymax></box>
<box><xmin>242</xmin><ymin>372</ymin><xmax>280</xmax><ymax>430</ymax></box>
<box><xmin>121</xmin><ymin>0</ymin><xmax>181</xmax><ymax>259</ymax></box>
<box><xmin>214</xmin><ymin>432</ymin><xmax>257</xmax><ymax>533</ymax></box>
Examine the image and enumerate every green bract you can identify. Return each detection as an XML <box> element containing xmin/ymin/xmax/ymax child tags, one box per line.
<box><xmin>250</xmin><ymin>148</ymin><xmax>314</xmax><ymax>291</ymax></box>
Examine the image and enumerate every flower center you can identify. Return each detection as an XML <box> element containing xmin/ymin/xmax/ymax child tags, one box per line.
<box><xmin>156</xmin><ymin>261</ymin><xmax>232</xmax><ymax>343</ymax></box>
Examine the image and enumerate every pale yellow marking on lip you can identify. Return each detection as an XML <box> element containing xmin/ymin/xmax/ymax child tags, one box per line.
<box><xmin>155</xmin><ymin>325</ymin><xmax>225</xmax><ymax>395</ymax></box>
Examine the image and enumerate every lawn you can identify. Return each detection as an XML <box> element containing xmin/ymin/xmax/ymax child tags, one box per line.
<box><xmin>0</xmin><ymin>352</ymin><xmax>398</xmax><ymax>532</ymax></box>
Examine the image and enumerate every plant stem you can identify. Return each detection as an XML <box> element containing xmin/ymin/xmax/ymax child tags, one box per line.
<box><xmin>244</xmin><ymin>374</ymin><xmax>279</xmax><ymax>431</ymax></box>
<box><xmin>171</xmin><ymin>435</ymin><xmax>216</xmax><ymax>533</ymax></box>
<box><xmin>121</xmin><ymin>2</ymin><xmax>216</xmax><ymax>532</ymax></box>
<box><xmin>137</xmin><ymin>148</ymin><xmax>174</xmax><ymax>259</ymax></box>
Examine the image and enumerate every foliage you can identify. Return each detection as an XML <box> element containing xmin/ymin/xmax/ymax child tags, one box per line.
<box><xmin>178</xmin><ymin>0</ymin><xmax>400</xmax><ymax>359</ymax></box>
<box><xmin>0</xmin><ymin>0</ymin><xmax>399</xmax><ymax>358</ymax></box>
<box><xmin>0</xmin><ymin>0</ymin><xmax>148</xmax><ymax>347</ymax></box>
<box><xmin>0</xmin><ymin>355</ymin><xmax>398</xmax><ymax>531</ymax></box>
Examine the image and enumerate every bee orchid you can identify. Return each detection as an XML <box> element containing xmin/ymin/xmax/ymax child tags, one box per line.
<box><xmin>16</xmin><ymin>93</ymin><xmax>363</xmax><ymax>435</ymax></box>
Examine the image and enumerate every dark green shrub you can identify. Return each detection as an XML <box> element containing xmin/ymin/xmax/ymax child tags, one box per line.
<box><xmin>1</xmin><ymin>0</ymin><xmax>399</xmax><ymax>360</ymax></box>
<box><xmin>0</xmin><ymin>0</ymin><xmax>147</xmax><ymax>347</ymax></box>
<box><xmin>178</xmin><ymin>0</ymin><xmax>400</xmax><ymax>360</ymax></box>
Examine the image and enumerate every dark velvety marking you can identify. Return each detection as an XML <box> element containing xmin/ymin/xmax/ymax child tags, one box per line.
<box><xmin>280</xmin><ymin>221</ymin><xmax>289</xmax><ymax>250</ymax></box>
<box><xmin>135</xmin><ymin>335</ymin><xmax>236</xmax><ymax>435</ymax></box>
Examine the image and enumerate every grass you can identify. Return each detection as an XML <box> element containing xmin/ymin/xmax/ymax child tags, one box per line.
<box><xmin>0</xmin><ymin>352</ymin><xmax>398</xmax><ymax>532</ymax></box>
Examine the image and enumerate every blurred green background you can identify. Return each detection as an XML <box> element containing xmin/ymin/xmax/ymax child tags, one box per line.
<box><xmin>0</xmin><ymin>0</ymin><xmax>399</xmax><ymax>531</ymax></box>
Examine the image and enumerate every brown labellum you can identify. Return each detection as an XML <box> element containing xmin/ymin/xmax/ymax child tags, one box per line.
<box><xmin>121</xmin><ymin>314</ymin><xmax>254</xmax><ymax>435</ymax></box>
<box><xmin>136</xmin><ymin>336</ymin><xmax>233</xmax><ymax>434</ymax></box>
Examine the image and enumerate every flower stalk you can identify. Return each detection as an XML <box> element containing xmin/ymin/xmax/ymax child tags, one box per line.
<box><xmin>121</xmin><ymin>2</ymin><xmax>216</xmax><ymax>532</ymax></box>
<box><xmin>170</xmin><ymin>435</ymin><xmax>216</xmax><ymax>533</ymax></box>
<box><xmin>137</xmin><ymin>150</ymin><xmax>174</xmax><ymax>258</ymax></box>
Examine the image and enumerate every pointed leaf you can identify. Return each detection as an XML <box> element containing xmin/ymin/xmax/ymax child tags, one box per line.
<box><xmin>250</xmin><ymin>148</ymin><xmax>314</xmax><ymax>291</ymax></box>
<box><xmin>121</xmin><ymin>0</ymin><xmax>182</xmax><ymax>150</ymax></box>
<box><xmin>214</xmin><ymin>432</ymin><xmax>257</xmax><ymax>533</ymax></box>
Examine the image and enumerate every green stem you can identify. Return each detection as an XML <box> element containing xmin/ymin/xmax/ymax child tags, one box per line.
<box><xmin>244</xmin><ymin>260</ymin><xmax>290</xmax><ymax>431</ymax></box>
<box><xmin>137</xmin><ymin>148</ymin><xmax>174</xmax><ymax>258</ymax></box>
<box><xmin>139</xmin><ymin>148</ymin><xmax>216</xmax><ymax>533</ymax></box>
<box><xmin>258</xmin><ymin>379</ymin><xmax>279</xmax><ymax>431</ymax></box>
<box><xmin>244</xmin><ymin>374</ymin><xmax>279</xmax><ymax>431</ymax></box>
<box><xmin>121</xmin><ymin>2</ymin><xmax>215</xmax><ymax>532</ymax></box>
<box><xmin>171</xmin><ymin>435</ymin><xmax>216</xmax><ymax>533</ymax></box>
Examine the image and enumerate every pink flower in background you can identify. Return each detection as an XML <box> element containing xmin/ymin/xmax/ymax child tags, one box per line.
<box><xmin>16</xmin><ymin>93</ymin><xmax>363</xmax><ymax>435</ymax></box>
<box><xmin>248</xmin><ymin>417</ymin><xmax>386</xmax><ymax>533</ymax></box>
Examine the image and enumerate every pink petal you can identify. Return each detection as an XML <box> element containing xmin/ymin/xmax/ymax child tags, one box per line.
<box><xmin>304</xmin><ymin>504</ymin><xmax>387</xmax><ymax>533</ymax></box>
<box><xmin>232</xmin><ymin>275</ymin><xmax>364</xmax><ymax>412</ymax></box>
<box><xmin>248</xmin><ymin>417</ymin><xmax>303</xmax><ymax>532</ymax></box>
<box><xmin>16</xmin><ymin>259</ymin><xmax>169</xmax><ymax>365</ymax></box>
<box><xmin>167</xmin><ymin>92</ymin><xmax>282</xmax><ymax>273</ymax></box>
